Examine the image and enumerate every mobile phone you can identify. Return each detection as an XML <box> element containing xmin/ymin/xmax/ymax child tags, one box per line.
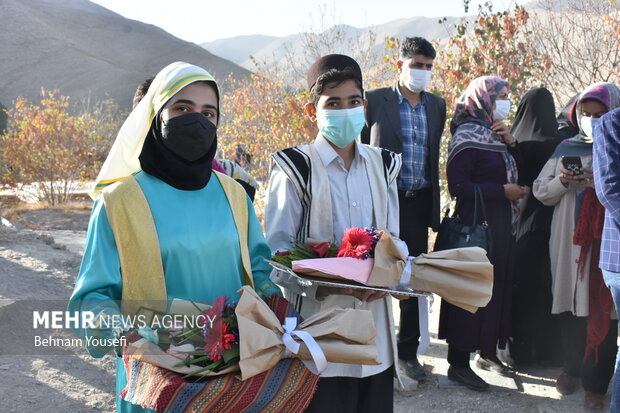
<box><xmin>561</xmin><ymin>156</ymin><xmax>583</xmax><ymax>176</ymax></box>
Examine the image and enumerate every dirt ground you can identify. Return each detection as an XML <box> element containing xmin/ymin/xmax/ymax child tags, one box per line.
<box><xmin>0</xmin><ymin>205</ymin><xmax>610</xmax><ymax>412</ymax></box>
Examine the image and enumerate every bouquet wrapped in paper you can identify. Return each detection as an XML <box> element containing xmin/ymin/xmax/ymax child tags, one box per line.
<box><xmin>272</xmin><ymin>228</ymin><xmax>494</xmax><ymax>313</ymax></box>
<box><xmin>120</xmin><ymin>287</ymin><xmax>379</xmax><ymax>412</ymax></box>
<box><xmin>123</xmin><ymin>286</ymin><xmax>379</xmax><ymax>380</ymax></box>
<box><xmin>408</xmin><ymin>247</ymin><xmax>493</xmax><ymax>313</ymax></box>
<box><xmin>273</xmin><ymin>228</ymin><xmax>407</xmax><ymax>288</ymax></box>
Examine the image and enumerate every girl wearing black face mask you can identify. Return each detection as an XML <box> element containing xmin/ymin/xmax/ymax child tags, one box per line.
<box><xmin>68</xmin><ymin>62</ymin><xmax>281</xmax><ymax>413</ymax></box>
<box><xmin>139</xmin><ymin>91</ymin><xmax>220</xmax><ymax>190</ymax></box>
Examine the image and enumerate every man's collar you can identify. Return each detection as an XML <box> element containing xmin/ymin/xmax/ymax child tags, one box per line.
<box><xmin>313</xmin><ymin>133</ymin><xmax>367</xmax><ymax>167</ymax></box>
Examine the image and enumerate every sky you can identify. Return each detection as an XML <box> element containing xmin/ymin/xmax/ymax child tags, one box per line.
<box><xmin>90</xmin><ymin>0</ymin><xmax>517</xmax><ymax>44</ymax></box>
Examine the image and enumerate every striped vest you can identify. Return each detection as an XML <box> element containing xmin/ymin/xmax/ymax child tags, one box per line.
<box><xmin>270</xmin><ymin>143</ymin><xmax>401</xmax><ymax>243</ymax></box>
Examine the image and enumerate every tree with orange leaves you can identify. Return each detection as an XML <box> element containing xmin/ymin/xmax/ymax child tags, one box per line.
<box><xmin>218</xmin><ymin>73</ymin><xmax>315</xmax><ymax>185</ymax></box>
<box><xmin>375</xmin><ymin>1</ymin><xmax>541</xmax><ymax>197</ymax></box>
<box><xmin>0</xmin><ymin>90</ymin><xmax>105</xmax><ymax>205</ymax></box>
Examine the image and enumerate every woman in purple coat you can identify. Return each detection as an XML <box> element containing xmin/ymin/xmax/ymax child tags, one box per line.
<box><xmin>438</xmin><ymin>76</ymin><xmax>526</xmax><ymax>391</ymax></box>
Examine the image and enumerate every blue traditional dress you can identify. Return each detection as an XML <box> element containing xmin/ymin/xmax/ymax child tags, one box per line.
<box><xmin>69</xmin><ymin>171</ymin><xmax>279</xmax><ymax>412</ymax></box>
<box><xmin>69</xmin><ymin>62</ymin><xmax>281</xmax><ymax>412</ymax></box>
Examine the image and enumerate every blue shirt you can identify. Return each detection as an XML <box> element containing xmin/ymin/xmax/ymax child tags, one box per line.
<box><xmin>395</xmin><ymin>84</ymin><xmax>430</xmax><ymax>191</ymax></box>
<box><xmin>594</xmin><ymin>108</ymin><xmax>620</xmax><ymax>272</ymax></box>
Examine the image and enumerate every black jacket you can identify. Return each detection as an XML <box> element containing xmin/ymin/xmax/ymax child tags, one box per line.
<box><xmin>361</xmin><ymin>85</ymin><xmax>446</xmax><ymax>231</ymax></box>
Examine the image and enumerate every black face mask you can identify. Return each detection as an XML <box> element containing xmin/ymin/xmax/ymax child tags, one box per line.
<box><xmin>161</xmin><ymin>112</ymin><xmax>217</xmax><ymax>162</ymax></box>
<box><xmin>139</xmin><ymin>112</ymin><xmax>218</xmax><ymax>190</ymax></box>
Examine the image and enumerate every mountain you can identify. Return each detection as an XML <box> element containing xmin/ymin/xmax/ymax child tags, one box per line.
<box><xmin>201</xmin><ymin>16</ymin><xmax>462</xmax><ymax>70</ymax></box>
<box><xmin>202</xmin><ymin>35</ymin><xmax>278</xmax><ymax>68</ymax></box>
<box><xmin>0</xmin><ymin>0</ymin><xmax>250</xmax><ymax>111</ymax></box>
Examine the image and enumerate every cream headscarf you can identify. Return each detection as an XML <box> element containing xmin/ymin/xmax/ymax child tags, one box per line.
<box><xmin>91</xmin><ymin>62</ymin><xmax>217</xmax><ymax>198</ymax></box>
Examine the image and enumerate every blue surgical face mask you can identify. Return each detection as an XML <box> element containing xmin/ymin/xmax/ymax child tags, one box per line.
<box><xmin>580</xmin><ymin>116</ymin><xmax>600</xmax><ymax>138</ymax></box>
<box><xmin>316</xmin><ymin>106</ymin><xmax>365</xmax><ymax>148</ymax></box>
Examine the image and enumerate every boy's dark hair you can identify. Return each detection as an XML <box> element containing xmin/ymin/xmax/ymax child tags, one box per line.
<box><xmin>400</xmin><ymin>37</ymin><xmax>436</xmax><ymax>60</ymax></box>
<box><xmin>310</xmin><ymin>68</ymin><xmax>363</xmax><ymax>106</ymax></box>
<box><xmin>132</xmin><ymin>76</ymin><xmax>155</xmax><ymax>108</ymax></box>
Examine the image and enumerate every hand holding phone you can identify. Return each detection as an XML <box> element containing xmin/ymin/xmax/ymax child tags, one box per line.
<box><xmin>561</xmin><ymin>156</ymin><xmax>583</xmax><ymax>176</ymax></box>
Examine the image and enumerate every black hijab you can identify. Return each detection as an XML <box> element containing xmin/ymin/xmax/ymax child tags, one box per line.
<box><xmin>137</xmin><ymin>79</ymin><xmax>220</xmax><ymax>191</ymax></box>
<box><xmin>511</xmin><ymin>88</ymin><xmax>561</xmax><ymax>238</ymax></box>
<box><xmin>556</xmin><ymin>93</ymin><xmax>580</xmax><ymax>139</ymax></box>
<box><xmin>511</xmin><ymin>88</ymin><xmax>559</xmax><ymax>144</ymax></box>
<box><xmin>511</xmin><ymin>87</ymin><xmax>561</xmax><ymax>187</ymax></box>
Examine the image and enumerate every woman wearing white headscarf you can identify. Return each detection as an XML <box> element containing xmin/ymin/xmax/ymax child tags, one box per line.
<box><xmin>68</xmin><ymin>62</ymin><xmax>280</xmax><ymax>412</ymax></box>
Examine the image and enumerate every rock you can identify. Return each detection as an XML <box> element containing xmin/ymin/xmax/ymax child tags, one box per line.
<box><xmin>1</xmin><ymin>216</ymin><xmax>14</xmax><ymax>227</ymax></box>
<box><xmin>37</xmin><ymin>234</ymin><xmax>55</xmax><ymax>245</ymax></box>
<box><xmin>0</xmin><ymin>216</ymin><xmax>17</xmax><ymax>233</ymax></box>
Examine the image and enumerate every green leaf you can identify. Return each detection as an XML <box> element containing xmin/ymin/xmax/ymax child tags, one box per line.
<box><xmin>222</xmin><ymin>345</ymin><xmax>240</xmax><ymax>364</ymax></box>
<box><xmin>181</xmin><ymin>359</ymin><xmax>224</xmax><ymax>378</ymax></box>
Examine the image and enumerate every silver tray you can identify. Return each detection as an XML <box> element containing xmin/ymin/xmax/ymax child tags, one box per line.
<box><xmin>267</xmin><ymin>260</ymin><xmax>431</xmax><ymax>299</ymax></box>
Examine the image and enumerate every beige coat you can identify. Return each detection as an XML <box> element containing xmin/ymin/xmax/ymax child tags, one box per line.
<box><xmin>533</xmin><ymin>155</ymin><xmax>592</xmax><ymax>316</ymax></box>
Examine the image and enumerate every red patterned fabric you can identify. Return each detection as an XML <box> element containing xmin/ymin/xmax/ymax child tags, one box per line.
<box><xmin>120</xmin><ymin>295</ymin><xmax>318</xmax><ymax>412</ymax></box>
<box><xmin>573</xmin><ymin>188</ymin><xmax>614</xmax><ymax>363</ymax></box>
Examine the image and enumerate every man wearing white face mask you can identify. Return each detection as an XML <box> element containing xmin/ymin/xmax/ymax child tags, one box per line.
<box><xmin>265</xmin><ymin>54</ymin><xmax>404</xmax><ymax>413</ymax></box>
<box><xmin>361</xmin><ymin>36</ymin><xmax>447</xmax><ymax>382</ymax></box>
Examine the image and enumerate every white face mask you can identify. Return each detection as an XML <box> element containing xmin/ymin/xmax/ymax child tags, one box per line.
<box><xmin>493</xmin><ymin>100</ymin><xmax>511</xmax><ymax>121</ymax></box>
<box><xmin>405</xmin><ymin>68</ymin><xmax>432</xmax><ymax>93</ymax></box>
<box><xmin>580</xmin><ymin>116</ymin><xmax>600</xmax><ymax>138</ymax></box>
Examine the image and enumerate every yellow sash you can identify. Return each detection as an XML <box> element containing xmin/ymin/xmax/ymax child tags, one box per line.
<box><xmin>102</xmin><ymin>172</ymin><xmax>253</xmax><ymax>316</ymax></box>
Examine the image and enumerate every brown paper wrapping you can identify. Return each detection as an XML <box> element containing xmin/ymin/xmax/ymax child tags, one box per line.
<box><xmin>124</xmin><ymin>286</ymin><xmax>379</xmax><ymax>380</ymax></box>
<box><xmin>236</xmin><ymin>286</ymin><xmax>379</xmax><ymax>380</ymax></box>
<box><xmin>124</xmin><ymin>339</ymin><xmax>239</xmax><ymax>377</ymax></box>
<box><xmin>367</xmin><ymin>231</ymin><xmax>407</xmax><ymax>287</ymax></box>
<box><xmin>410</xmin><ymin>247</ymin><xmax>494</xmax><ymax>314</ymax></box>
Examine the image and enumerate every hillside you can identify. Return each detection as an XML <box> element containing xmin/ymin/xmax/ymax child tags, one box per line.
<box><xmin>201</xmin><ymin>16</ymin><xmax>462</xmax><ymax>70</ymax></box>
<box><xmin>0</xmin><ymin>0</ymin><xmax>250</xmax><ymax>111</ymax></box>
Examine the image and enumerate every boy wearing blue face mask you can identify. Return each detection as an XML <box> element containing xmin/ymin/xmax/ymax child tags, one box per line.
<box><xmin>265</xmin><ymin>54</ymin><xmax>403</xmax><ymax>413</ymax></box>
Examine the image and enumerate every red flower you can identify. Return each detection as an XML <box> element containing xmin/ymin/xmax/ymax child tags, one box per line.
<box><xmin>203</xmin><ymin>296</ymin><xmax>226</xmax><ymax>322</ymax></box>
<box><xmin>202</xmin><ymin>296</ymin><xmax>229</xmax><ymax>360</ymax></box>
<box><xmin>221</xmin><ymin>323</ymin><xmax>236</xmax><ymax>350</ymax></box>
<box><xmin>309</xmin><ymin>242</ymin><xmax>330</xmax><ymax>258</ymax></box>
<box><xmin>274</xmin><ymin>250</ymin><xmax>290</xmax><ymax>257</ymax></box>
<box><xmin>337</xmin><ymin>228</ymin><xmax>374</xmax><ymax>259</ymax></box>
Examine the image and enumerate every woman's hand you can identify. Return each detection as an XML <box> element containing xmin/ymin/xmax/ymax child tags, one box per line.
<box><xmin>577</xmin><ymin>167</ymin><xmax>595</xmax><ymax>188</ymax></box>
<box><xmin>492</xmin><ymin>120</ymin><xmax>515</xmax><ymax>146</ymax></box>
<box><xmin>559</xmin><ymin>165</ymin><xmax>593</xmax><ymax>187</ymax></box>
<box><xmin>504</xmin><ymin>184</ymin><xmax>527</xmax><ymax>200</ymax></box>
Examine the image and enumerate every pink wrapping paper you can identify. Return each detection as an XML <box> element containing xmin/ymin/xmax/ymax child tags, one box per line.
<box><xmin>292</xmin><ymin>257</ymin><xmax>374</xmax><ymax>285</ymax></box>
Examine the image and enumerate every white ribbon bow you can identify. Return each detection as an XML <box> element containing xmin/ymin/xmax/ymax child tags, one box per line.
<box><xmin>400</xmin><ymin>255</ymin><xmax>431</xmax><ymax>356</ymax></box>
<box><xmin>417</xmin><ymin>296</ymin><xmax>431</xmax><ymax>355</ymax></box>
<box><xmin>281</xmin><ymin>317</ymin><xmax>328</xmax><ymax>375</ymax></box>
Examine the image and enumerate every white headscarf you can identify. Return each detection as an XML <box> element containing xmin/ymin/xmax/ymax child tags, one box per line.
<box><xmin>91</xmin><ymin>62</ymin><xmax>217</xmax><ymax>198</ymax></box>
